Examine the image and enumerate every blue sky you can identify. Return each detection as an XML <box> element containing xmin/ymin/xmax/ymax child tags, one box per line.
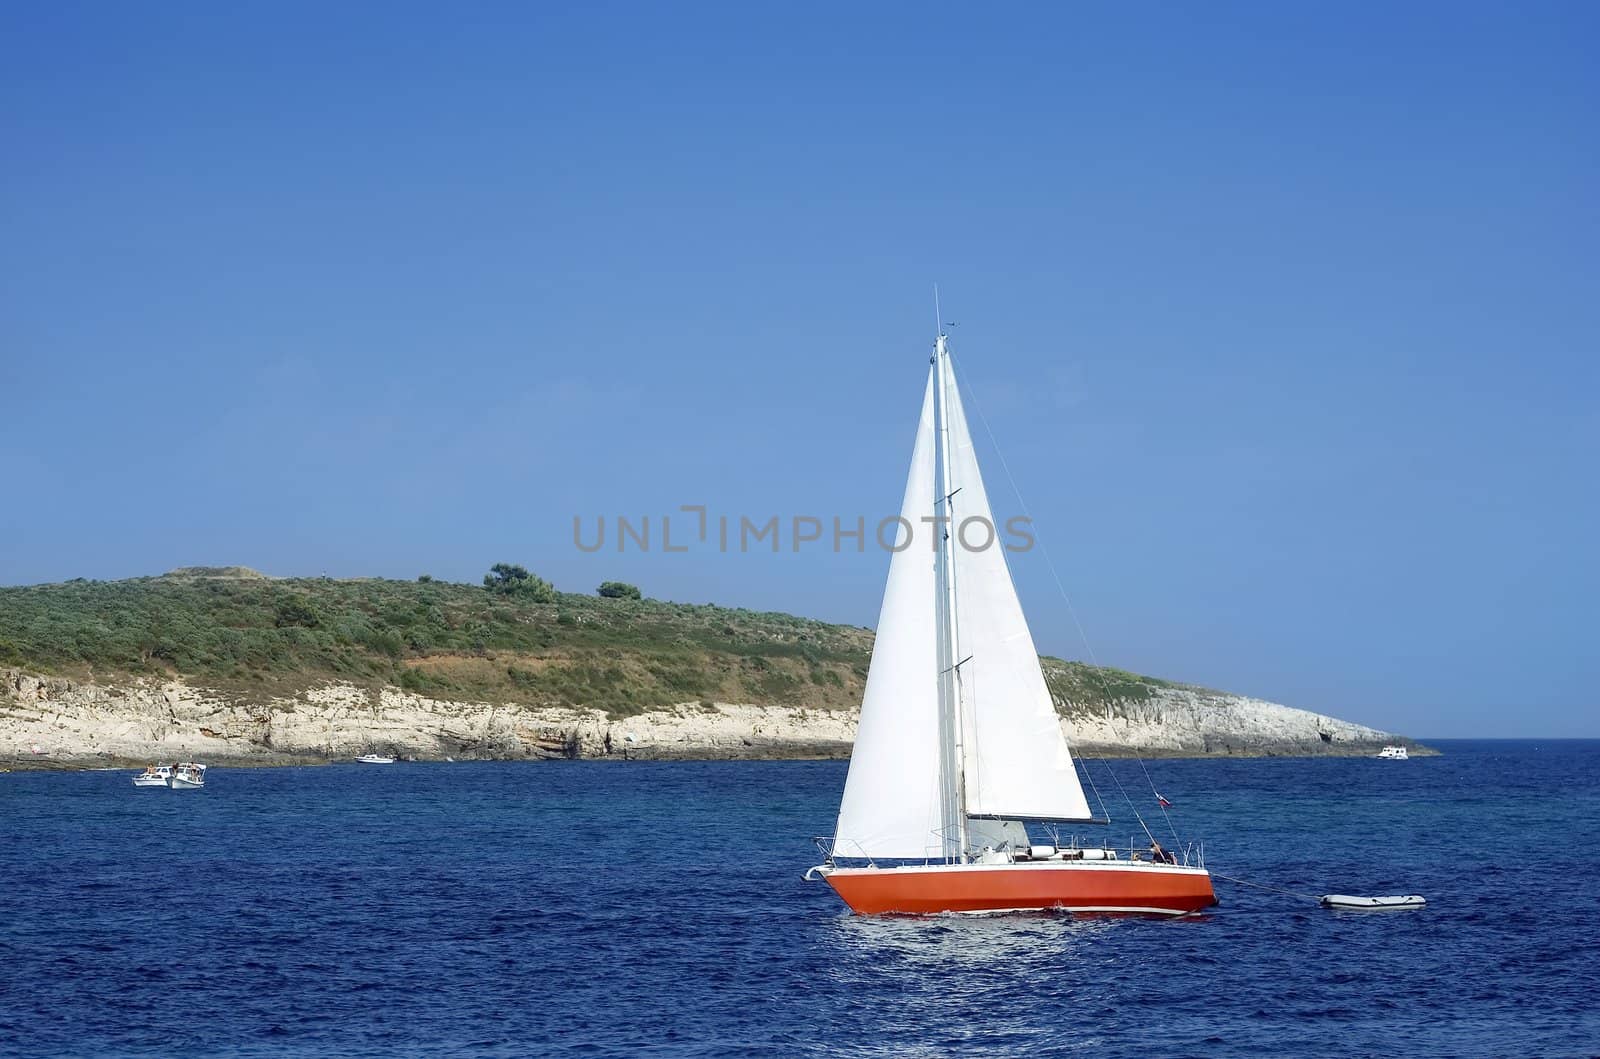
<box><xmin>2</xmin><ymin>3</ymin><xmax>1595</xmax><ymax>737</ymax></box>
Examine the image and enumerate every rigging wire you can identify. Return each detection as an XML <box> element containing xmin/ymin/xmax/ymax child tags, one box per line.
<box><xmin>1079</xmin><ymin>751</ymin><xmax>1113</xmax><ymax>825</ymax></box>
<box><xmin>950</xmin><ymin>351</ymin><xmax>1182</xmax><ymax>850</ymax></box>
<box><xmin>1135</xmin><ymin>754</ymin><xmax>1183</xmax><ymax>848</ymax></box>
<box><xmin>1209</xmin><ymin>872</ymin><xmax>1321</xmax><ymax>902</ymax></box>
<box><xmin>1097</xmin><ymin>756</ymin><xmax>1157</xmax><ymax>847</ymax></box>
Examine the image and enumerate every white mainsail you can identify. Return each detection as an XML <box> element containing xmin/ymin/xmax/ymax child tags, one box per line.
<box><xmin>831</xmin><ymin>369</ymin><xmax>945</xmax><ymax>860</ymax></box>
<box><xmin>941</xmin><ymin>352</ymin><xmax>1094</xmax><ymax>822</ymax></box>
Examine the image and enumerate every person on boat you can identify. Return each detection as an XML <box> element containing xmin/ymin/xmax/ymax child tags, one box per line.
<box><xmin>1148</xmin><ymin>840</ymin><xmax>1176</xmax><ymax>865</ymax></box>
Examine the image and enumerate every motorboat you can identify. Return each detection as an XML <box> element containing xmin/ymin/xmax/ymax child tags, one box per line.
<box><xmin>169</xmin><ymin>762</ymin><xmax>207</xmax><ymax>789</ymax></box>
<box><xmin>355</xmin><ymin>754</ymin><xmax>395</xmax><ymax>764</ymax></box>
<box><xmin>132</xmin><ymin>764</ymin><xmax>173</xmax><ymax>787</ymax></box>
<box><xmin>1377</xmin><ymin>745</ymin><xmax>1409</xmax><ymax>760</ymax></box>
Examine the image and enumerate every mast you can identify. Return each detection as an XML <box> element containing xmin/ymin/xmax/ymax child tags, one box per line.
<box><xmin>931</xmin><ymin>331</ymin><xmax>969</xmax><ymax>862</ymax></box>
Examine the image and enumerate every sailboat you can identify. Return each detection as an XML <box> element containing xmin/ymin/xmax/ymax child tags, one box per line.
<box><xmin>808</xmin><ymin>329</ymin><xmax>1217</xmax><ymax>916</ymax></box>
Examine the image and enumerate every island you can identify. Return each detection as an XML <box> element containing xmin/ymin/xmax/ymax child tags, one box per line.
<box><xmin>0</xmin><ymin>566</ymin><xmax>1428</xmax><ymax>768</ymax></box>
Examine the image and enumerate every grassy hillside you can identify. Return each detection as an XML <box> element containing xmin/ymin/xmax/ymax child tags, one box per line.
<box><xmin>0</xmin><ymin>568</ymin><xmax>1196</xmax><ymax>717</ymax></box>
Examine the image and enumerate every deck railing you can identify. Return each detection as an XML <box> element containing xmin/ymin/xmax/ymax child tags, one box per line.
<box><xmin>814</xmin><ymin>835</ymin><xmax>1208</xmax><ymax>870</ymax></box>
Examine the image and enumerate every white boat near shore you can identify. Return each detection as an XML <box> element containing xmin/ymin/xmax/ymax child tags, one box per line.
<box><xmin>1377</xmin><ymin>745</ymin><xmax>1409</xmax><ymax>760</ymax></box>
<box><xmin>355</xmin><ymin>754</ymin><xmax>395</xmax><ymax>765</ymax></box>
<box><xmin>132</xmin><ymin>764</ymin><xmax>172</xmax><ymax>787</ymax></box>
<box><xmin>169</xmin><ymin>762</ymin><xmax>207</xmax><ymax>788</ymax></box>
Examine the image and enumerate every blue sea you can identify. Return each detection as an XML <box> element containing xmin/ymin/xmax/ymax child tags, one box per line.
<box><xmin>3</xmin><ymin>740</ymin><xmax>1597</xmax><ymax>1057</ymax></box>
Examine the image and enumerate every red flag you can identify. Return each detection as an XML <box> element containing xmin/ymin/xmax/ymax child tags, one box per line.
<box><xmin>1157</xmin><ymin>794</ymin><xmax>1173</xmax><ymax>809</ymax></box>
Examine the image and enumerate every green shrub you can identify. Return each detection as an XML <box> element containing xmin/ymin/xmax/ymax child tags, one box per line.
<box><xmin>482</xmin><ymin>563</ymin><xmax>556</xmax><ymax>602</ymax></box>
<box><xmin>274</xmin><ymin>594</ymin><xmax>320</xmax><ymax>629</ymax></box>
<box><xmin>399</xmin><ymin>667</ymin><xmax>431</xmax><ymax>692</ymax></box>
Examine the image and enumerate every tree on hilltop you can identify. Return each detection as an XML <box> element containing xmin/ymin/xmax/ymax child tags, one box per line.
<box><xmin>483</xmin><ymin>563</ymin><xmax>556</xmax><ymax>602</ymax></box>
<box><xmin>597</xmin><ymin>581</ymin><xmax>642</xmax><ymax>600</ymax></box>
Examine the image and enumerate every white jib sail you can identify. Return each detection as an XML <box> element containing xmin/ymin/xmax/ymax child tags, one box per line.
<box><xmin>941</xmin><ymin>356</ymin><xmax>1094</xmax><ymax>822</ymax></box>
<box><xmin>832</xmin><ymin>368</ymin><xmax>946</xmax><ymax>860</ymax></box>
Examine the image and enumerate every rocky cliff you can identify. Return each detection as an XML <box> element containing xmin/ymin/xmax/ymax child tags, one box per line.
<box><xmin>1</xmin><ymin>666</ymin><xmax>1417</xmax><ymax>768</ymax></box>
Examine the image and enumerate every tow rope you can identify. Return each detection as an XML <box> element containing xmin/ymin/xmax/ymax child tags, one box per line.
<box><xmin>1212</xmin><ymin>872</ymin><xmax>1426</xmax><ymax>910</ymax></box>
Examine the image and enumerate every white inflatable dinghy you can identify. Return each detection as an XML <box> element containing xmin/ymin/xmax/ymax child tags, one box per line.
<box><xmin>1320</xmin><ymin>894</ymin><xmax>1426</xmax><ymax>910</ymax></box>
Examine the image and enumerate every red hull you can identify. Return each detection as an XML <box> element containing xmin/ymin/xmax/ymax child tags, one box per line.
<box><xmin>824</xmin><ymin>861</ymin><xmax>1217</xmax><ymax>916</ymax></box>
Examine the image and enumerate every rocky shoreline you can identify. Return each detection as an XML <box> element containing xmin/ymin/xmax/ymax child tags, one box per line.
<box><xmin>0</xmin><ymin>667</ymin><xmax>1429</xmax><ymax>770</ymax></box>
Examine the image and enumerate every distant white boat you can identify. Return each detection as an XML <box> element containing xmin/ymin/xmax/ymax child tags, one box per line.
<box><xmin>132</xmin><ymin>764</ymin><xmax>173</xmax><ymax>788</ymax></box>
<box><xmin>169</xmin><ymin>762</ymin><xmax>207</xmax><ymax>789</ymax></box>
<box><xmin>355</xmin><ymin>754</ymin><xmax>395</xmax><ymax>765</ymax></box>
<box><xmin>1377</xmin><ymin>745</ymin><xmax>1409</xmax><ymax>760</ymax></box>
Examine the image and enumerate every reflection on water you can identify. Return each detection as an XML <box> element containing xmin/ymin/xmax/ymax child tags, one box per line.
<box><xmin>818</xmin><ymin>913</ymin><xmax>1127</xmax><ymax>1056</ymax></box>
<box><xmin>826</xmin><ymin>907</ymin><xmax>1112</xmax><ymax>970</ymax></box>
